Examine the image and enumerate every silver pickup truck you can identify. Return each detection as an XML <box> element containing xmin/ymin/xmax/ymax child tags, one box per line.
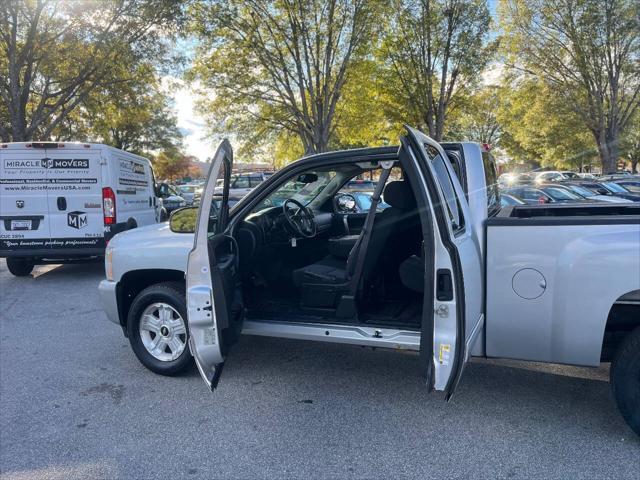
<box><xmin>99</xmin><ymin>127</ymin><xmax>640</xmax><ymax>435</ymax></box>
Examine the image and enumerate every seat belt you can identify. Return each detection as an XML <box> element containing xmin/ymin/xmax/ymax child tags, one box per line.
<box><xmin>346</xmin><ymin>163</ymin><xmax>393</xmax><ymax>296</ymax></box>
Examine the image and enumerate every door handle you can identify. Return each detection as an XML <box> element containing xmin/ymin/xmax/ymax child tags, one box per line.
<box><xmin>57</xmin><ymin>197</ymin><xmax>67</xmax><ymax>211</ymax></box>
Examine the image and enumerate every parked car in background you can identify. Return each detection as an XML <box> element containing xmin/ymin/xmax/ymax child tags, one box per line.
<box><xmin>600</xmin><ymin>173</ymin><xmax>633</xmax><ymax>181</ymax></box>
<box><xmin>503</xmin><ymin>186</ymin><xmax>554</xmax><ymax>204</ymax></box>
<box><xmin>500</xmin><ymin>193</ymin><xmax>526</xmax><ymax>207</ymax></box>
<box><xmin>577</xmin><ymin>172</ymin><xmax>598</xmax><ymax>179</ymax></box>
<box><xmin>612</xmin><ymin>179</ymin><xmax>640</xmax><ymax>194</ymax></box>
<box><xmin>535</xmin><ymin>184</ymin><xmax>586</xmax><ymax>203</ymax></box>
<box><xmin>534</xmin><ymin>171</ymin><xmax>567</xmax><ymax>183</ymax></box>
<box><xmin>579</xmin><ymin>181</ymin><xmax>640</xmax><ymax>202</ymax></box>
<box><xmin>560</xmin><ymin>183</ymin><xmax>633</xmax><ymax>203</ymax></box>
<box><xmin>157</xmin><ymin>183</ymin><xmax>187</xmax><ymax>214</ymax></box>
<box><xmin>223</xmin><ymin>172</ymin><xmax>274</xmax><ymax>197</ymax></box>
<box><xmin>498</xmin><ymin>172</ymin><xmax>533</xmax><ymax>187</ymax></box>
<box><xmin>177</xmin><ymin>184</ymin><xmax>202</xmax><ymax>206</ymax></box>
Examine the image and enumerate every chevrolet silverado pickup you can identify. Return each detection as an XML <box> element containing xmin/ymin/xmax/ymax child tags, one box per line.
<box><xmin>99</xmin><ymin>127</ymin><xmax>640</xmax><ymax>435</ymax></box>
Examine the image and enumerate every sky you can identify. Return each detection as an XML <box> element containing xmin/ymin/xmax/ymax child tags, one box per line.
<box><xmin>170</xmin><ymin>0</ymin><xmax>502</xmax><ymax>162</ymax></box>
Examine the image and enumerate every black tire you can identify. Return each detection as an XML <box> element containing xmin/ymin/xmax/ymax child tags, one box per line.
<box><xmin>610</xmin><ymin>326</ymin><xmax>640</xmax><ymax>436</ymax></box>
<box><xmin>127</xmin><ymin>282</ymin><xmax>192</xmax><ymax>376</ymax></box>
<box><xmin>6</xmin><ymin>257</ymin><xmax>35</xmax><ymax>277</ymax></box>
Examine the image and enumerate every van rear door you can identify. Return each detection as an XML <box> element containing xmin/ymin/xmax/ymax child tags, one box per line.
<box><xmin>45</xmin><ymin>146</ymin><xmax>105</xmax><ymax>250</ymax></box>
<box><xmin>0</xmin><ymin>146</ymin><xmax>52</xmax><ymax>253</ymax></box>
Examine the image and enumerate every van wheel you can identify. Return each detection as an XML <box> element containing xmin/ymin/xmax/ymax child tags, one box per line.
<box><xmin>127</xmin><ymin>282</ymin><xmax>192</xmax><ymax>376</ymax></box>
<box><xmin>610</xmin><ymin>326</ymin><xmax>640</xmax><ymax>436</ymax></box>
<box><xmin>6</xmin><ymin>258</ymin><xmax>35</xmax><ymax>277</ymax></box>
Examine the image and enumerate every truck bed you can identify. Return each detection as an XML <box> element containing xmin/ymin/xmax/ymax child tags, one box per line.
<box><xmin>488</xmin><ymin>204</ymin><xmax>640</xmax><ymax>225</ymax></box>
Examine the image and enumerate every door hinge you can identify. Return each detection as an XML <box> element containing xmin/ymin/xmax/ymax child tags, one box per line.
<box><xmin>435</xmin><ymin>304</ymin><xmax>449</xmax><ymax>318</ymax></box>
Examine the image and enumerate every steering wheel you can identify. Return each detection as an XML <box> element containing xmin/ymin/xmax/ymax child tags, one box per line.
<box><xmin>282</xmin><ymin>198</ymin><xmax>317</xmax><ymax>238</ymax></box>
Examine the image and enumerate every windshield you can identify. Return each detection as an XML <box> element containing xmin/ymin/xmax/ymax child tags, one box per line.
<box><xmin>254</xmin><ymin>171</ymin><xmax>336</xmax><ymax>212</ymax></box>
<box><xmin>567</xmin><ymin>185</ymin><xmax>594</xmax><ymax>197</ymax></box>
<box><xmin>603</xmin><ymin>182</ymin><xmax>628</xmax><ymax>194</ymax></box>
<box><xmin>542</xmin><ymin>187</ymin><xmax>581</xmax><ymax>200</ymax></box>
<box><xmin>619</xmin><ymin>182</ymin><xmax>640</xmax><ymax>193</ymax></box>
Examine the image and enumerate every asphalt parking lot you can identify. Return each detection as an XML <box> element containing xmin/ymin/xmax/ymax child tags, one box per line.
<box><xmin>0</xmin><ymin>260</ymin><xmax>638</xmax><ymax>479</ymax></box>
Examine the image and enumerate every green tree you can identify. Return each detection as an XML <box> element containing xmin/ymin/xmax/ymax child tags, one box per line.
<box><xmin>0</xmin><ymin>0</ymin><xmax>184</xmax><ymax>142</ymax></box>
<box><xmin>499</xmin><ymin>0</ymin><xmax>640</xmax><ymax>173</ymax></box>
<box><xmin>82</xmin><ymin>68</ymin><xmax>183</xmax><ymax>154</ymax></box>
<box><xmin>379</xmin><ymin>0</ymin><xmax>492</xmax><ymax>141</ymax></box>
<box><xmin>621</xmin><ymin>115</ymin><xmax>640</xmax><ymax>173</ymax></box>
<box><xmin>189</xmin><ymin>0</ymin><xmax>383</xmax><ymax>156</ymax></box>
<box><xmin>497</xmin><ymin>77</ymin><xmax>598</xmax><ymax>170</ymax></box>
<box><xmin>445</xmin><ymin>86</ymin><xmax>501</xmax><ymax>145</ymax></box>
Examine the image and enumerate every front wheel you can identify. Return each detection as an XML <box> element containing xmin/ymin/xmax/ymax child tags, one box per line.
<box><xmin>610</xmin><ymin>326</ymin><xmax>640</xmax><ymax>436</ymax></box>
<box><xmin>6</xmin><ymin>257</ymin><xmax>35</xmax><ymax>277</ymax></box>
<box><xmin>127</xmin><ymin>282</ymin><xmax>192</xmax><ymax>376</ymax></box>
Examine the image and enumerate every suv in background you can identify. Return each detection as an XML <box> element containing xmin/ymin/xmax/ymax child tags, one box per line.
<box><xmin>226</xmin><ymin>172</ymin><xmax>274</xmax><ymax>197</ymax></box>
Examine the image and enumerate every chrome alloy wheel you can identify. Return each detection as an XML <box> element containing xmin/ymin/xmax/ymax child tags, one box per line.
<box><xmin>139</xmin><ymin>303</ymin><xmax>187</xmax><ymax>361</ymax></box>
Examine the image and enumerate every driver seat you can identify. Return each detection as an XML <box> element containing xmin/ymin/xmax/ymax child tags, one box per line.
<box><xmin>292</xmin><ymin>181</ymin><xmax>417</xmax><ymax>310</ymax></box>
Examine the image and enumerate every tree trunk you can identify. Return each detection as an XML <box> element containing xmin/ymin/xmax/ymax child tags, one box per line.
<box><xmin>594</xmin><ymin>129</ymin><xmax>619</xmax><ymax>174</ymax></box>
<box><xmin>632</xmin><ymin>158</ymin><xmax>638</xmax><ymax>174</ymax></box>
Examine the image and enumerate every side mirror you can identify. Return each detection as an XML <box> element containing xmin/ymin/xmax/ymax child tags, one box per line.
<box><xmin>169</xmin><ymin>207</ymin><xmax>198</xmax><ymax>234</ymax></box>
<box><xmin>597</xmin><ymin>188</ymin><xmax>609</xmax><ymax>195</ymax></box>
<box><xmin>335</xmin><ymin>193</ymin><xmax>357</xmax><ymax>213</ymax></box>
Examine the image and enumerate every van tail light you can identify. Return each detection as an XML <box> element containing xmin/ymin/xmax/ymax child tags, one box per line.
<box><xmin>102</xmin><ymin>187</ymin><xmax>116</xmax><ymax>225</ymax></box>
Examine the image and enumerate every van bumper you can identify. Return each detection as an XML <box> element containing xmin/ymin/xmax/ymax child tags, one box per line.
<box><xmin>0</xmin><ymin>247</ymin><xmax>104</xmax><ymax>259</ymax></box>
<box><xmin>99</xmin><ymin>279</ymin><xmax>121</xmax><ymax>325</ymax></box>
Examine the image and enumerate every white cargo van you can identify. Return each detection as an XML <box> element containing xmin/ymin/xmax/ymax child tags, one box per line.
<box><xmin>0</xmin><ymin>142</ymin><xmax>161</xmax><ymax>276</ymax></box>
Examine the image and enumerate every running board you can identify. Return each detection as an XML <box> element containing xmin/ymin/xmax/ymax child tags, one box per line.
<box><xmin>242</xmin><ymin>320</ymin><xmax>420</xmax><ymax>351</ymax></box>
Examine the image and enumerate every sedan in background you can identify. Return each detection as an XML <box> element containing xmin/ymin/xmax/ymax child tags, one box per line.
<box><xmin>503</xmin><ymin>186</ymin><xmax>554</xmax><ymax>204</ymax></box>
<box><xmin>612</xmin><ymin>179</ymin><xmax>640</xmax><ymax>194</ymax></box>
<box><xmin>500</xmin><ymin>193</ymin><xmax>526</xmax><ymax>207</ymax></box>
<box><xmin>535</xmin><ymin>184</ymin><xmax>587</xmax><ymax>203</ymax></box>
<box><xmin>579</xmin><ymin>181</ymin><xmax>640</xmax><ymax>202</ymax></box>
<box><xmin>560</xmin><ymin>183</ymin><xmax>633</xmax><ymax>203</ymax></box>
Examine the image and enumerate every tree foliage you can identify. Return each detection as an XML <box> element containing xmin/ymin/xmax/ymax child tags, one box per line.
<box><xmin>0</xmin><ymin>0</ymin><xmax>184</xmax><ymax>142</ymax></box>
<box><xmin>189</xmin><ymin>0</ymin><xmax>384</xmax><ymax>156</ymax></box>
<box><xmin>379</xmin><ymin>0</ymin><xmax>492</xmax><ymax>141</ymax></box>
<box><xmin>499</xmin><ymin>0</ymin><xmax>640</xmax><ymax>173</ymax></box>
<box><xmin>496</xmin><ymin>76</ymin><xmax>597</xmax><ymax>170</ymax></box>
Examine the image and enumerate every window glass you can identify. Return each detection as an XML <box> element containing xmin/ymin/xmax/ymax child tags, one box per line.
<box><xmin>429</xmin><ymin>147</ymin><xmax>463</xmax><ymax>231</ymax></box>
<box><xmin>568</xmin><ymin>185</ymin><xmax>594</xmax><ymax>197</ymax></box>
<box><xmin>253</xmin><ymin>170</ymin><xmax>336</xmax><ymax>213</ymax></box>
<box><xmin>249</xmin><ymin>175</ymin><xmax>263</xmax><ymax>187</ymax></box>
<box><xmin>603</xmin><ymin>182</ymin><xmax>628</xmax><ymax>193</ymax></box>
<box><xmin>543</xmin><ymin>187</ymin><xmax>579</xmax><ymax>200</ymax></box>
<box><xmin>482</xmin><ymin>151</ymin><xmax>500</xmax><ymax>214</ymax></box>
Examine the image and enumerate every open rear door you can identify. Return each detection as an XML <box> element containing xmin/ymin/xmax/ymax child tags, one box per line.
<box><xmin>186</xmin><ymin>140</ymin><xmax>243</xmax><ymax>390</ymax></box>
<box><xmin>404</xmin><ymin>126</ymin><xmax>483</xmax><ymax>399</ymax></box>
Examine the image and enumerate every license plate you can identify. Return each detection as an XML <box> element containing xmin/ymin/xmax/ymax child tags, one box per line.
<box><xmin>11</xmin><ymin>220</ymin><xmax>32</xmax><ymax>231</ymax></box>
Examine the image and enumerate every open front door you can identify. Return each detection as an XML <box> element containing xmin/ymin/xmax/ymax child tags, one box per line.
<box><xmin>186</xmin><ymin>140</ymin><xmax>243</xmax><ymax>390</ymax></box>
<box><xmin>403</xmin><ymin>127</ymin><xmax>483</xmax><ymax>399</ymax></box>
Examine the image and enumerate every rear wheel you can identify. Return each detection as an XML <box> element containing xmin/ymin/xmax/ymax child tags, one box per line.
<box><xmin>610</xmin><ymin>326</ymin><xmax>640</xmax><ymax>436</ymax></box>
<box><xmin>6</xmin><ymin>258</ymin><xmax>35</xmax><ymax>277</ymax></box>
<box><xmin>127</xmin><ymin>282</ymin><xmax>192</xmax><ymax>376</ymax></box>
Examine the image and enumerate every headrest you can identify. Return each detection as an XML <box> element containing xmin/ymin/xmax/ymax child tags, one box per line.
<box><xmin>383</xmin><ymin>181</ymin><xmax>416</xmax><ymax>210</ymax></box>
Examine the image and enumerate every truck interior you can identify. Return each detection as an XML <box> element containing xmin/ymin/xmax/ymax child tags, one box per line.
<box><xmin>232</xmin><ymin>158</ymin><xmax>427</xmax><ymax>330</ymax></box>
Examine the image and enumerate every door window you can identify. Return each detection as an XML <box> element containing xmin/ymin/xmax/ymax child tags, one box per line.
<box><xmin>482</xmin><ymin>151</ymin><xmax>501</xmax><ymax>214</ymax></box>
<box><xmin>428</xmin><ymin>147</ymin><xmax>464</xmax><ymax>233</ymax></box>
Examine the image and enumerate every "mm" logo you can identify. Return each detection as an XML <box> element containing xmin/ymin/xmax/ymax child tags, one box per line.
<box><xmin>67</xmin><ymin>211</ymin><xmax>88</xmax><ymax>229</ymax></box>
